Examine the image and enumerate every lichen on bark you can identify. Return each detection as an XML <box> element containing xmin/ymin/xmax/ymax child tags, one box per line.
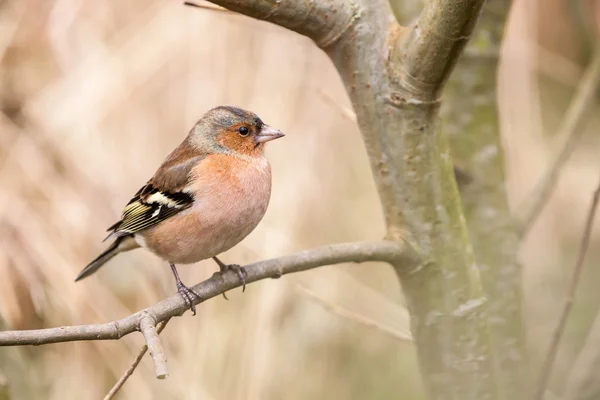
<box><xmin>442</xmin><ymin>1</ymin><xmax>530</xmax><ymax>398</ymax></box>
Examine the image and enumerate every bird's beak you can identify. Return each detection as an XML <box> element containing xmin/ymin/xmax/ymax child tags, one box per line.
<box><xmin>255</xmin><ymin>125</ymin><xmax>285</xmax><ymax>143</ymax></box>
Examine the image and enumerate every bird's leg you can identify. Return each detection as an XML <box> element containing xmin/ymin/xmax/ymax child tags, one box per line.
<box><xmin>169</xmin><ymin>262</ymin><xmax>201</xmax><ymax>315</ymax></box>
<box><xmin>212</xmin><ymin>256</ymin><xmax>247</xmax><ymax>300</ymax></box>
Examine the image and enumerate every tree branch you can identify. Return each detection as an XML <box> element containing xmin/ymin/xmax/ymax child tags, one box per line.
<box><xmin>201</xmin><ymin>0</ymin><xmax>358</xmax><ymax>49</ymax></box>
<box><xmin>516</xmin><ymin>45</ymin><xmax>600</xmax><ymax>238</ymax></box>
<box><xmin>183</xmin><ymin>1</ymin><xmax>230</xmax><ymax>14</ymax></box>
<box><xmin>0</xmin><ymin>241</ymin><xmax>414</xmax><ymax>347</ymax></box>
<box><xmin>395</xmin><ymin>0</ymin><xmax>486</xmax><ymax>100</ymax></box>
<box><xmin>563</xmin><ymin>306</ymin><xmax>600</xmax><ymax>400</ymax></box>
<box><xmin>0</xmin><ymin>372</ymin><xmax>8</xmax><ymax>400</ymax></box>
<box><xmin>104</xmin><ymin>319</ymin><xmax>170</xmax><ymax>400</ymax></box>
<box><xmin>138</xmin><ymin>313</ymin><xmax>168</xmax><ymax>379</ymax></box>
<box><xmin>296</xmin><ymin>285</ymin><xmax>413</xmax><ymax>342</ymax></box>
<box><xmin>534</xmin><ymin>177</ymin><xmax>600</xmax><ymax>400</ymax></box>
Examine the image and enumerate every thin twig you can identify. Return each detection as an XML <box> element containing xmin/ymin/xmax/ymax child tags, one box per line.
<box><xmin>0</xmin><ymin>372</ymin><xmax>8</xmax><ymax>400</ymax></box>
<box><xmin>183</xmin><ymin>1</ymin><xmax>230</xmax><ymax>13</ymax></box>
<box><xmin>296</xmin><ymin>285</ymin><xmax>412</xmax><ymax>341</ymax></box>
<box><xmin>534</xmin><ymin>176</ymin><xmax>600</xmax><ymax>400</ymax></box>
<box><xmin>317</xmin><ymin>90</ymin><xmax>357</xmax><ymax>123</ymax></box>
<box><xmin>516</xmin><ymin>46</ymin><xmax>600</xmax><ymax>238</ymax></box>
<box><xmin>104</xmin><ymin>319</ymin><xmax>171</xmax><ymax>400</ymax></box>
<box><xmin>563</xmin><ymin>306</ymin><xmax>600</xmax><ymax>400</ymax></box>
<box><xmin>0</xmin><ymin>6</ymin><xmax>23</xmax><ymax>65</ymax></box>
<box><xmin>139</xmin><ymin>313</ymin><xmax>168</xmax><ymax>379</ymax></box>
<box><xmin>0</xmin><ymin>241</ymin><xmax>416</xmax><ymax>347</ymax></box>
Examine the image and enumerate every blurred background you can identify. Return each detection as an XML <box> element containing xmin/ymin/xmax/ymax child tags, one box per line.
<box><xmin>0</xmin><ymin>0</ymin><xmax>599</xmax><ymax>399</ymax></box>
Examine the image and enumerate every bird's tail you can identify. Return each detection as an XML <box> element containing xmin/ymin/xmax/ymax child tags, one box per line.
<box><xmin>75</xmin><ymin>235</ymin><xmax>139</xmax><ymax>281</ymax></box>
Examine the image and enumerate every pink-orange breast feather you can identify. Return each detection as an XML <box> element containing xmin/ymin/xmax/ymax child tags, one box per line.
<box><xmin>139</xmin><ymin>153</ymin><xmax>272</xmax><ymax>264</ymax></box>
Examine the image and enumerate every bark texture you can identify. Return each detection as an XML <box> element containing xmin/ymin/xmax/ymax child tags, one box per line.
<box><xmin>203</xmin><ymin>1</ymin><xmax>500</xmax><ymax>398</ymax></box>
<box><xmin>443</xmin><ymin>1</ymin><xmax>530</xmax><ymax>398</ymax></box>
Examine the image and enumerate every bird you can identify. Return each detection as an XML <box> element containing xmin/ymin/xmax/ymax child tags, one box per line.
<box><xmin>75</xmin><ymin>106</ymin><xmax>285</xmax><ymax>314</ymax></box>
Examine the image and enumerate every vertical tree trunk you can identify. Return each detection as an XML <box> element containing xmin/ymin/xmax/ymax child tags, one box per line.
<box><xmin>444</xmin><ymin>1</ymin><xmax>530</xmax><ymax>398</ymax></box>
<box><xmin>205</xmin><ymin>0</ymin><xmax>504</xmax><ymax>398</ymax></box>
<box><xmin>324</xmin><ymin>2</ymin><xmax>496</xmax><ymax>398</ymax></box>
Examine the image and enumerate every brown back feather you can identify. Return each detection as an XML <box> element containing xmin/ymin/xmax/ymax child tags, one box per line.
<box><xmin>105</xmin><ymin>138</ymin><xmax>207</xmax><ymax>238</ymax></box>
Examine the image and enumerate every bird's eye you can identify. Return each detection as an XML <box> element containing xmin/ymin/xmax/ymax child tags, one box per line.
<box><xmin>238</xmin><ymin>126</ymin><xmax>249</xmax><ymax>137</ymax></box>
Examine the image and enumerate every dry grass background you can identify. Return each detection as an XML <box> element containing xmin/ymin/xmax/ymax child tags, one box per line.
<box><xmin>0</xmin><ymin>0</ymin><xmax>599</xmax><ymax>399</ymax></box>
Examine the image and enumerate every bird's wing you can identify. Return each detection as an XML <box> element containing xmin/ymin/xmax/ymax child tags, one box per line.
<box><xmin>105</xmin><ymin>145</ymin><xmax>206</xmax><ymax>239</ymax></box>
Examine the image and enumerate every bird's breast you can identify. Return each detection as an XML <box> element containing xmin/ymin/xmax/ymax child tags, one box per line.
<box><xmin>141</xmin><ymin>154</ymin><xmax>272</xmax><ymax>264</ymax></box>
<box><xmin>191</xmin><ymin>154</ymin><xmax>272</xmax><ymax>232</ymax></box>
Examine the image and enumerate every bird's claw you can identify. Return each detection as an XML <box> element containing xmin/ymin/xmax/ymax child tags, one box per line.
<box><xmin>217</xmin><ymin>263</ymin><xmax>247</xmax><ymax>300</ymax></box>
<box><xmin>176</xmin><ymin>281</ymin><xmax>202</xmax><ymax>315</ymax></box>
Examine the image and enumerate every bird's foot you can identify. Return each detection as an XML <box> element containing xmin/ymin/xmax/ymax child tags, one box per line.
<box><xmin>176</xmin><ymin>281</ymin><xmax>202</xmax><ymax>316</ymax></box>
<box><xmin>212</xmin><ymin>257</ymin><xmax>247</xmax><ymax>300</ymax></box>
<box><xmin>220</xmin><ymin>263</ymin><xmax>247</xmax><ymax>292</ymax></box>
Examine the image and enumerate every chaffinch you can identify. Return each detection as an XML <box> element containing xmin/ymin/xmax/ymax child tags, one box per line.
<box><xmin>75</xmin><ymin>106</ymin><xmax>285</xmax><ymax>314</ymax></box>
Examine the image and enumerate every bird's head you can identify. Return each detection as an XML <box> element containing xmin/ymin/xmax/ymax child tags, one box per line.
<box><xmin>190</xmin><ymin>106</ymin><xmax>284</xmax><ymax>157</ymax></box>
